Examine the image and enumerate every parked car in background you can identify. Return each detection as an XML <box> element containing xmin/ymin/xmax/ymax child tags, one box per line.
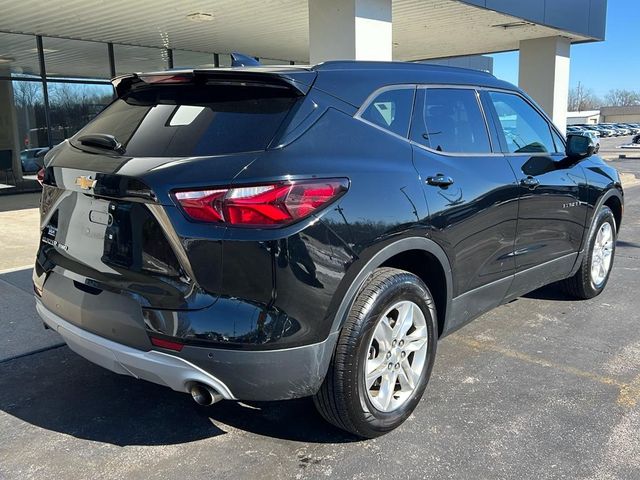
<box><xmin>34</xmin><ymin>61</ymin><xmax>623</xmax><ymax>438</ymax></box>
<box><xmin>20</xmin><ymin>147</ymin><xmax>49</xmax><ymax>173</ymax></box>
<box><xmin>588</xmin><ymin>125</ymin><xmax>616</xmax><ymax>137</ymax></box>
<box><xmin>618</xmin><ymin>123</ymin><xmax>640</xmax><ymax>135</ymax></box>
<box><xmin>603</xmin><ymin>124</ymin><xmax>630</xmax><ymax>136</ymax></box>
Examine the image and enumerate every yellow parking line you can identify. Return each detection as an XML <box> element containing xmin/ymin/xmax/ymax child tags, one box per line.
<box><xmin>452</xmin><ymin>335</ymin><xmax>640</xmax><ymax>408</ymax></box>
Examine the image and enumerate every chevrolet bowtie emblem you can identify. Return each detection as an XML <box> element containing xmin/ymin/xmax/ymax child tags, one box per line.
<box><xmin>75</xmin><ymin>175</ymin><xmax>96</xmax><ymax>190</ymax></box>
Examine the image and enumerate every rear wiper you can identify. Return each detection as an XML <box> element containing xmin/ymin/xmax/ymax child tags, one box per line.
<box><xmin>77</xmin><ymin>133</ymin><xmax>126</xmax><ymax>155</ymax></box>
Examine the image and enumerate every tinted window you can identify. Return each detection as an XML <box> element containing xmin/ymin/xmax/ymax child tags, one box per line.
<box><xmin>72</xmin><ymin>85</ymin><xmax>297</xmax><ymax>157</ymax></box>
<box><xmin>411</xmin><ymin>88</ymin><xmax>491</xmax><ymax>153</ymax></box>
<box><xmin>551</xmin><ymin>128</ymin><xmax>565</xmax><ymax>154</ymax></box>
<box><xmin>489</xmin><ymin>92</ymin><xmax>555</xmax><ymax>154</ymax></box>
<box><xmin>361</xmin><ymin>87</ymin><xmax>415</xmax><ymax>137</ymax></box>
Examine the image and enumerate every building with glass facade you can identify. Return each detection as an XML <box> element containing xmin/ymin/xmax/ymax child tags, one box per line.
<box><xmin>0</xmin><ymin>32</ymin><xmax>292</xmax><ymax>190</ymax></box>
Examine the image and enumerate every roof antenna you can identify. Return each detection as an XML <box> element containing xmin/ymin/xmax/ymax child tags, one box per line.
<box><xmin>230</xmin><ymin>52</ymin><xmax>261</xmax><ymax>67</ymax></box>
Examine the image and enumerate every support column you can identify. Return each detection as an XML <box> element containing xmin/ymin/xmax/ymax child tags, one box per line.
<box><xmin>519</xmin><ymin>36</ymin><xmax>571</xmax><ymax>135</ymax></box>
<box><xmin>308</xmin><ymin>0</ymin><xmax>392</xmax><ymax>64</ymax></box>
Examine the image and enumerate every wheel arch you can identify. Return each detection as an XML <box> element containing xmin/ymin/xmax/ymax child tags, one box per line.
<box><xmin>571</xmin><ymin>186</ymin><xmax>623</xmax><ymax>275</ymax></box>
<box><xmin>590</xmin><ymin>187</ymin><xmax>624</xmax><ymax>238</ymax></box>
<box><xmin>329</xmin><ymin>237</ymin><xmax>453</xmax><ymax>339</ymax></box>
<box><xmin>603</xmin><ymin>192</ymin><xmax>623</xmax><ymax>233</ymax></box>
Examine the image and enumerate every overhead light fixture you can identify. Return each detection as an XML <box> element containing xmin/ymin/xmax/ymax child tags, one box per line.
<box><xmin>27</xmin><ymin>47</ymin><xmax>59</xmax><ymax>54</ymax></box>
<box><xmin>186</xmin><ymin>12</ymin><xmax>214</xmax><ymax>22</ymax></box>
<box><xmin>0</xmin><ymin>56</ymin><xmax>15</xmax><ymax>64</ymax></box>
<box><xmin>491</xmin><ymin>21</ymin><xmax>534</xmax><ymax>29</ymax></box>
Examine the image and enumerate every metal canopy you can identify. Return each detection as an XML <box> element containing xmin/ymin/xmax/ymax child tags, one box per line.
<box><xmin>0</xmin><ymin>0</ymin><xmax>602</xmax><ymax>63</ymax></box>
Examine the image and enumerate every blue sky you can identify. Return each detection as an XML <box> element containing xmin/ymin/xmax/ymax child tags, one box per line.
<box><xmin>490</xmin><ymin>0</ymin><xmax>637</xmax><ymax>96</ymax></box>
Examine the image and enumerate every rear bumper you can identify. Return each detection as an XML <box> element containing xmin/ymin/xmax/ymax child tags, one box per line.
<box><xmin>37</xmin><ymin>300</ymin><xmax>235</xmax><ymax>399</ymax></box>
<box><xmin>36</xmin><ymin>299</ymin><xmax>338</xmax><ymax>401</ymax></box>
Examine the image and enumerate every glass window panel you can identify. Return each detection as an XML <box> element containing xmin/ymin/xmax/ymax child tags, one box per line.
<box><xmin>43</xmin><ymin>37</ymin><xmax>110</xmax><ymax>80</ymax></box>
<box><xmin>173</xmin><ymin>50</ymin><xmax>214</xmax><ymax>69</ymax></box>
<box><xmin>114</xmin><ymin>44</ymin><xmax>168</xmax><ymax>75</ymax></box>
<box><xmin>72</xmin><ymin>84</ymin><xmax>298</xmax><ymax>157</ymax></box>
<box><xmin>551</xmin><ymin>128</ymin><xmax>565</xmax><ymax>154</ymax></box>
<box><xmin>0</xmin><ymin>80</ymin><xmax>48</xmax><ymax>180</ymax></box>
<box><xmin>47</xmin><ymin>82</ymin><xmax>114</xmax><ymax>143</ymax></box>
<box><xmin>218</xmin><ymin>54</ymin><xmax>232</xmax><ymax>67</ymax></box>
<box><xmin>489</xmin><ymin>91</ymin><xmax>555</xmax><ymax>154</ymax></box>
<box><xmin>361</xmin><ymin>87</ymin><xmax>415</xmax><ymax>138</ymax></box>
<box><xmin>0</xmin><ymin>33</ymin><xmax>40</xmax><ymax>78</ymax></box>
<box><xmin>411</xmin><ymin>88</ymin><xmax>491</xmax><ymax>154</ymax></box>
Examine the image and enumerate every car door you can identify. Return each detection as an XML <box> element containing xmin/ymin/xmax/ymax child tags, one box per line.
<box><xmin>409</xmin><ymin>86</ymin><xmax>520</xmax><ymax>332</ymax></box>
<box><xmin>483</xmin><ymin>90</ymin><xmax>588</xmax><ymax>299</ymax></box>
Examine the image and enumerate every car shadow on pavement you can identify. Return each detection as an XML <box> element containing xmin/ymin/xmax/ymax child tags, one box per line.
<box><xmin>522</xmin><ymin>284</ymin><xmax>576</xmax><ymax>302</ymax></box>
<box><xmin>616</xmin><ymin>240</ymin><xmax>640</xmax><ymax>249</ymax></box>
<box><xmin>0</xmin><ymin>346</ymin><xmax>359</xmax><ymax>446</ymax></box>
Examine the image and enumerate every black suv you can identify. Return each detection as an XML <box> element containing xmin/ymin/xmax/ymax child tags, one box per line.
<box><xmin>34</xmin><ymin>61</ymin><xmax>623</xmax><ymax>438</ymax></box>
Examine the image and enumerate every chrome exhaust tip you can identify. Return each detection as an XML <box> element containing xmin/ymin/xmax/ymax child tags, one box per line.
<box><xmin>190</xmin><ymin>383</ymin><xmax>224</xmax><ymax>406</ymax></box>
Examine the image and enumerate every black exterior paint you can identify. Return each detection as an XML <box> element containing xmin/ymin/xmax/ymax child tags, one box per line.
<box><xmin>33</xmin><ymin>62</ymin><xmax>623</xmax><ymax>400</ymax></box>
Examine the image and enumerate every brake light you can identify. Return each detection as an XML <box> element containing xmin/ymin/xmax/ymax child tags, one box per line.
<box><xmin>173</xmin><ymin>179</ymin><xmax>348</xmax><ymax>227</ymax></box>
<box><xmin>139</xmin><ymin>74</ymin><xmax>193</xmax><ymax>84</ymax></box>
<box><xmin>37</xmin><ymin>167</ymin><xmax>45</xmax><ymax>185</ymax></box>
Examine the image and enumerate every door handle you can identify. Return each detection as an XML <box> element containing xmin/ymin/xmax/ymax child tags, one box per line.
<box><xmin>520</xmin><ymin>176</ymin><xmax>540</xmax><ymax>189</ymax></box>
<box><xmin>426</xmin><ymin>173</ymin><xmax>454</xmax><ymax>187</ymax></box>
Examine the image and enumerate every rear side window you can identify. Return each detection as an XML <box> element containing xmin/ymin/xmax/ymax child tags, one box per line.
<box><xmin>488</xmin><ymin>91</ymin><xmax>555</xmax><ymax>154</ymax></box>
<box><xmin>360</xmin><ymin>87</ymin><xmax>415</xmax><ymax>137</ymax></box>
<box><xmin>411</xmin><ymin>88</ymin><xmax>491</xmax><ymax>154</ymax></box>
<box><xmin>72</xmin><ymin>85</ymin><xmax>298</xmax><ymax>157</ymax></box>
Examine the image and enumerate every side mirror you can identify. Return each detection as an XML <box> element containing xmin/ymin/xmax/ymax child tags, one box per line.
<box><xmin>566</xmin><ymin>134</ymin><xmax>595</xmax><ymax>159</ymax></box>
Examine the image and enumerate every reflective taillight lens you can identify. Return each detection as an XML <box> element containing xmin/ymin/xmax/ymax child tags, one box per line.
<box><xmin>37</xmin><ymin>167</ymin><xmax>45</xmax><ymax>185</ymax></box>
<box><xmin>173</xmin><ymin>179</ymin><xmax>348</xmax><ymax>227</ymax></box>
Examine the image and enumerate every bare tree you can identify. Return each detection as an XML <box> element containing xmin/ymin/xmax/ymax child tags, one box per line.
<box><xmin>568</xmin><ymin>82</ymin><xmax>602</xmax><ymax>111</ymax></box>
<box><xmin>604</xmin><ymin>89</ymin><xmax>640</xmax><ymax>107</ymax></box>
<box><xmin>13</xmin><ymin>81</ymin><xmax>43</xmax><ymax>108</ymax></box>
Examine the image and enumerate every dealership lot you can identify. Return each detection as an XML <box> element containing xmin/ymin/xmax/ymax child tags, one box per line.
<box><xmin>1</xmin><ymin>156</ymin><xmax>639</xmax><ymax>479</ymax></box>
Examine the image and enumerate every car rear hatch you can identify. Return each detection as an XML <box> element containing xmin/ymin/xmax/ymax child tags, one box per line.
<box><xmin>35</xmin><ymin>68</ymin><xmax>315</xmax><ymax>320</ymax></box>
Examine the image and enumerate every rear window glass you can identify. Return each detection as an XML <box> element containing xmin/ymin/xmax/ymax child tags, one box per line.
<box><xmin>360</xmin><ymin>87</ymin><xmax>415</xmax><ymax>137</ymax></box>
<box><xmin>71</xmin><ymin>85</ymin><xmax>298</xmax><ymax>157</ymax></box>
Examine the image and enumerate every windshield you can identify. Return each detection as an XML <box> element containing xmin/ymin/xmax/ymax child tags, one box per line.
<box><xmin>71</xmin><ymin>84</ymin><xmax>298</xmax><ymax>157</ymax></box>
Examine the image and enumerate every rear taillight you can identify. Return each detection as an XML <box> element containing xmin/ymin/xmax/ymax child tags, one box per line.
<box><xmin>37</xmin><ymin>167</ymin><xmax>45</xmax><ymax>185</ymax></box>
<box><xmin>173</xmin><ymin>179</ymin><xmax>348</xmax><ymax>227</ymax></box>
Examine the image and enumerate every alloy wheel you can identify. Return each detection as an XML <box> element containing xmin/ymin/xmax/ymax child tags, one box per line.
<box><xmin>591</xmin><ymin>222</ymin><xmax>614</xmax><ymax>286</ymax></box>
<box><xmin>364</xmin><ymin>300</ymin><xmax>429</xmax><ymax>412</ymax></box>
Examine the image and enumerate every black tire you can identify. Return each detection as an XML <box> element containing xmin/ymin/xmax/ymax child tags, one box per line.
<box><xmin>561</xmin><ymin>206</ymin><xmax>616</xmax><ymax>299</ymax></box>
<box><xmin>313</xmin><ymin>267</ymin><xmax>437</xmax><ymax>438</ymax></box>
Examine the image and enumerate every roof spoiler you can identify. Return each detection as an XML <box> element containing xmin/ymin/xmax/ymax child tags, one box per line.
<box><xmin>111</xmin><ymin>69</ymin><xmax>316</xmax><ymax>98</ymax></box>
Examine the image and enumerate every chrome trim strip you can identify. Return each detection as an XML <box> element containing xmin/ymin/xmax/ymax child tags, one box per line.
<box><xmin>354</xmin><ymin>82</ymin><xmax>506</xmax><ymax>158</ymax></box>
